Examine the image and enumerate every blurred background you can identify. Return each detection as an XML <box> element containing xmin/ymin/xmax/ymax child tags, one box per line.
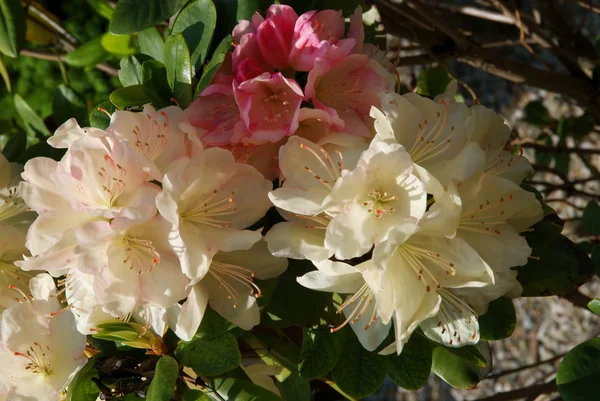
<box><xmin>2</xmin><ymin>0</ymin><xmax>600</xmax><ymax>400</ymax></box>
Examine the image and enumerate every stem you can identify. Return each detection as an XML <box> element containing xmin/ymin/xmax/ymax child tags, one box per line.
<box><xmin>19</xmin><ymin>49</ymin><xmax>119</xmax><ymax>77</ymax></box>
<box><xmin>486</xmin><ymin>353</ymin><xmax>567</xmax><ymax>379</ymax></box>
<box><xmin>322</xmin><ymin>378</ymin><xmax>359</xmax><ymax>401</ymax></box>
<box><xmin>474</xmin><ymin>381</ymin><xmax>557</xmax><ymax>401</ymax></box>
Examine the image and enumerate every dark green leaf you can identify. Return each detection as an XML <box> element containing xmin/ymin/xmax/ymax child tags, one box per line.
<box><xmin>119</xmin><ymin>54</ymin><xmax>152</xmax><ymax>86</ymax></box>
<box><xmin>14</xmin><ymin>94</ymin><xmax>51</xmax><ymax>136</ymax></box>
<box><xmin>90</xmin><ymin>101</ymin><xmax>117</xmax><ymax>130</ymax></box>
<box><xmin>86</xmin><ymin>0</ymin><xmax>113</xmax><ymax>19</ymax></box>
<box><xmin>515</xmin><ymin>220</ymin><xmax>596</xmax><ymax>296</ymax></box>
<box><xmin>276</xmin><ymin>370</ymin><xmax>311</xmax><ymax>401</ymax></box>
<box><xmin>182</xmin><ymin>389</ymin><xmax>211</xmax><ymax>401</ymax></box>
<box><xmin>212</xmin><ymin>377</ymin><xmax>284</xmax><ymax>401</ymax></box>
<box><xmin>479</xmin><ymin>297</ymin><xmax>516</xmax><ymax>341</ymax></box>
<box><xmin>443</xmin><ymin>343</ymin><xmax>488</xmax><ymax>368</ymax></box>
<box><xmin>588</xmin><ymin>299</ymin><xmax>600</xmax><ymax>315</ymax></box>
<box><xmin>196</xmin><ymin>34</ymin><xmax>231</xmax><ymax>94</ymax></box>
<box><xmin>331</xmin><ymin>327</ymin><xmax>388</xmax><ymax>399</ymax></box>
<box><xmin>417</xmin><ymin>65</ymin><xmax>452</xmax><ymax>98</ymax></box>
<box><xmin>298</xmin><ymin>327</ymin><xmax>344</xmax><ymax>379</ymax></box>
<box><xmin>138</xmin><ymin>27</ymin><xmax>165</xmax><ymax>62</ymax></box>
<box><xmin>146</xmin><ymin>356</ymin><xmax>179</xmax><ymax>401</ymax></box>
<box><xmin>176</xmin><ymin>332</ymin><xmax>241</xmax><ymax>376</ymax></box>
<box><xmin>109</xmin><ymin>0</ymin><xmax>187</xmax><ymax>34</ymax></box>
<box><xmin>267</xmin><ymin>259</ymin><xmax>336</xmax><ymax>326</ymax></box>
<box><xmin>17</xmin><ymin>142</ymin><xmax>66</xmax><ymax>164</ymax></box>
<box><xmin>172</xmin><ymin>0</ymin><xmax>217</xmax><ymax>74</ymax></box>
<box><xmin>593</xmin><ymin>245</ymin><xmax>600</xmax><ymax>278</ymax></box>
<box><xmin>582</xmin><ymin>201</ymin><xmax>600</xmax><ymax>235</ymax></box>
<box><xmin>567</xmin><ymin>114</ymin><xmax>594</xmax><ymax>139</ymax></box>
<box><xmin>109</xmin><ymin>85</ymin><xmax>153</xmax><ymax>109</ymax></box>
<box><xmin>432</xmin><ymin>342</ymin><xmax>492</xmax><ymax>390</ymax></box>
<box><xmin>53</xmin><ymin>84</ymin><xmax>88</xmax><ymax>126</ymax></box>
<box><xmin>524</xmin><ymin>101</ymin><xmax>553</xmax><ymax>126</ymax></box>
<box><xmin>142</xmin><ymin>60</ymin><xmax>173</xmax><ymax>108</ymax></box>
<box><xmin>534</xmin><ymin>132</ymin><xmax>553</xmax><ymax>167</ymax></box>
<box><xmin>2</xmin><ymin>130</ymin><xmax>26</xmax><ymax>162</ymax></box>
<box><xmin>557</xmin><ymin>338</ymin><xmax>600</xmax><ymax>401</ymax></box>
<box><xmin>65</xmin><ymin>38</ymin><xmax>109</xmax><ymax>67</ymax></box>
<box><xmin>0</xmin><ymin>0</ymin><xmax>26</xmax><ymax>58</ymax></box>
<box><xmin>101</xmin><ymin>33</ymin><xmax>135</xmax><ymax>56</ymax></box>
<box><xmin>164</xmin><ymin>34</ymin><xmax>193</xmax><ymax>108</ymax></box>
<box><xmin>67</xmin><ymin>357</ymin><xmax>100</xmax><ymax>401</ymax></box>
<box><xmin>235</xmin><ymin>0</ymin><xmax>273</xmax><ymax>20</ymax></box>
<box><xmin>388</xmin><ymin>333</ymin><xmax>433</xmax><ymax>390</ymax></box>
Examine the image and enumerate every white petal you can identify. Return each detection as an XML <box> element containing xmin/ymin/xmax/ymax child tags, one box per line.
<box><xmin>164</xmin><ymin>285</ymin><xmax>209</xmax><ymax>341</ymax></box>
<box><xmin>297</xmin><ymin>270</ymin><xmax>364</xmax><ymax>293</ymax></box>
<box><xmin>265</xmin><ymin>221</ymin><xmax>330</xmax><ymax>262</ymax></box>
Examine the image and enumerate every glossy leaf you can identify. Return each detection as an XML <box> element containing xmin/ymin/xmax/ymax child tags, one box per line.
<box><xmin>101</xmin><ymin>33</ymin><xmax>135</xmax><ymax>56</ymax></box>
<box><xmin>65</xmin><ymin>38</ymin><xmax>109</xmax><ymax>67</ymax></box>
<box><xmin>172</xmin><ymin>0</ymin><xmax>217</xmax><ymax>73</ymax></box>
<box><xmin>109</xmin><ymin>0</ymin><xmax>186</xmax><ymax>34</ymax></box>
<box><xmin>583</xmin><ymin>201</ymin><xmax>600</xmax><ymax>235</ymax></box>
<box><xmin>557</xmin><ymin>338</ymin><xmax>600</xmax><ymax>401</ymax></box>
<box><xmin>109</xmin><ymin>85</ymin><xmax>153</xmax><ymax>109</ymax></box>
<box><xmin>515</xmin><ymin>220</ymin><xmax>596</xmax><ymax>296</ymax></box>
<box><xmin>142</xmin><ymin>60</ymin><xmax>173</xmax><ymax>108</ymax></box>
<box><xmin>14</xmin><ymin>94</ymin><xmax>51</xmax><ymax>136</ymax></box>
<box><xmin>119</xmin><ymin>54</ymin><xmax>152</xmax><ymax>86</ymax></box>
<box><xmin>196</xmin><ymin>34</ymin><xmax>231</xmax><ymax>94</ymax></box>
<box><xmin>138</xmin><ymin>27</ymin><xmax>165</xmax><ymax>62</ymax></box>
<box><xmin>432</xmin><ymin>342</ymin><xmax>492</xmax><ymax>390</ymax></box>
<box><xmin>388</xmin><ymin>333</ymin><xmax>433</xmax><ymax>391</ymax></box>
<box><xmin>182</xmin><ymin>389</ymin><xmax>211</xmax><ymax>401</ymax></box>
<box><xmin>0</xmin><ymin>0</ymin><xmax>26</xmax><ymax>58</ymax></box>
<box><xmin>146</xmin><ymin>356</ymin><xmax>179</xmax><ymax>401</ymax></box>
<box><xmin>479</xmin><ymin>297</ymin><xmax>516</xmax><ymax>341</ymax></box>
<box><xmin>164</xmin><ymin>34</ymin><xmax>193</xmax><ymax>108</ymax></box>
<box><xmin>66</xmin><ymin>358</ymin><xmax>100</xmax><ymax>401</ymax></box>
<box><xmin>53</xmin><ymin>84</ymin><xmax>88</xmax><ymax>126</ymax></box>
<box><xmin>2</xmin><ymin>130</ymin><xmax>26</xmax><ymax>162</ymax></box>
<box><xmin>331</xmin><ymin>327</ymin><xmax>388</xmax><ymax>399</ymax></box>
<box><xmin>90</xmin><ymin>101</ymin><xmax>117</xmax><ymax>130</ymax></box>
<box><xmin>86</xmin><ymin>0</ymin><xmax>113</xmax><ymax>19</ymax></box>
<box><xmin>298</xmin><ymin>327</ymin><xmax>344</xmax><ymax>379</ymax></box>
<box><xmin>417</xmin><ymin>65</ymin><xmax>452</xmax><ymax>97</ymax></box>
<box><xmin>588</xmin><ymin>299</ymin><xmax>600</xmax><ymax>315</ymax></box>
<box><xmin>524</xmin><ymin>101</ymin><xmax>553</xmax><ymax>127</ymax></box>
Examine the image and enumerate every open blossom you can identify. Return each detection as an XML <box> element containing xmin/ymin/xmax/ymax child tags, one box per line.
<box><xmin>255</xmin><ymin>5</ymin><xmax>298</xmax><ymax>70</ymax></box>
<box><xmin>233</xmin><ymin>72</ymin><xmax>304</xmax><ymax>144</ymax></box>
<box><xmin>166</xmin><ymin>239</ymin><xmax>286</xmax><ymax>340</ymax></box>
<box><xmin>0</xmin><ymin>154</ymin><xmax>30</xmax><ymax>227</ymax></box>
<box><xmin>298</xmin><ymin>260</ymin><xmax>391</xmax><ymax>351</ymax></box>
<box><xmin>0</xmin><ymin>274</ymin><xmax>86</xmax><ymax>401</ymax></box>
<box><xmin>156</xmin><ymin>148</ymin><xmax>272</xmax><ymax>283</ymax></box>
<box><xmin>0</xmin><ymin>225</ymin><xmax>33</xmax><ymax>314</ymax></box>
<box><xmin>306</xmin><ymin>49</ymin><xmax>395</xmax><ymax>137</ymax></box>
<box><xmin>323</xmin><ymin>138</ymin><xmax>427</xmax><ymax>259</ymax></box>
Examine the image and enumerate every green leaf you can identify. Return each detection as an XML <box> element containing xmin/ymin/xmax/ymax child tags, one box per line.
<box><xmin>417</xmin><ymin>65</ymin><xmax>452</xmax><ymax>97</ymax></box>
<box><xmin>86</xmin><ymin>0</ymin><xmax>114</xmax><ymax>19</ymax></box>
<box><xmin>0</xmin><ymin>0</ymin><xmax>26</xmax><ymax>57</ymax></box>
<box><xmin>276</xmin><ymin>372</ymin><xmax>311</xmax><ymax>401</ymax></box>
<box><xmin>109</xmin><ymin>0</ymin><xmax>186</xmax><ymax>34</ymax></box>
<box><xmin>515</xmin><ymin>220</ymin><xmax>596</xmax><ymax>296</ymax></box>
<box><xmin>175</xmin><ymin>308</ymin><xmax>240</xmax><ymax>376</ymax></box>
<box><xmin>432</xmin><ymin>342</ymin><xmax>492</xmax><ymax>390</ymax></box>
<box><xmin>588</xmin><ymin>299</ymin><xmax>600</xmax><ymax>315</ymax></box>
<box><xmin>146</xmin><ymin>356</ymin><xmax>179</xmax><ymax>401</ymax></box>
<box><xmin>524</xmin><ymin>101</ymin><xmax>553</xmax><ymax>127</ymax></box>
<box><xmin>65</xmin><ymin>38</ymin><xmax>109</xmax><ymax>67</ymax></box>
<box><xmin>14</xmin><ymin>94</ymin><xmax>51</xmax><ymax>136</ymax></box>
<box><xmin>142</xmin><ymin>60</ymin><xmax>173</xmax><ymax>108</ymax></box>
<box><xmin>534</xmin><ymin>132</ymin><xmax>553</xmax><ymax>167</ymax></box>
<box><xmin>17</xmin><ymin>142</ymin><xmax>65</xmax><ymax>164</ymax></box>
<box><xmin>67</xmin><ymin>358</ymin><xmax>100</xmax><ymax>401</ymax></box>
<box><xmin>182</xmin><ymin>389</ymin><xmax>211</xmax><ymax>401</ymax></box>
<box><xmin>211</xmin><ymin>377</ymin><xmax>285</xmax><ymax>401</ymax></box>
<box><xmin>90</xmin><ymin>101</ymin><xmax>117</xmax><ymax>130</ymax></box>
<box><xmin>557</xmin><ymin>338</ymin><xmax>600</xmax><ymax>401</ymax></box>
<box><xmin>101</xmin><ymin>33</ymin><xmax>135</xmax><ymax>56</ymax></box>
<box><xmin>0</xmin><ymin>54</ymin><xmax>11</xmax><ymax>91</ymax></box>
<box><xmin>331</xmin><ymin>327</ymin><xmax>389</xmax><ymax>399</ymax></box>
<box><xmin>443</xmin><ymin>343</ymin><xmax>488</xmax><ymax>368</ymax></box>
<box><xmin>235</xmin><ymin>0</ymin><xmax>273</xmax><ymax>20</ymax></box>
<box><xmin>388</xmin><ymin>333</ymin><xmax>433</xmax><ymax>391</ymax></box>
<box><xmin>119</xmin><ymin>54</ymin><xmax>152</xmax><ymax>86</ymax></box>
<box><xmin>583</xmin><ymin>201</ymin><xmax>600</xmax><ymax>235</ymax></box>
<box><xmin>53</xmin><ymin>84</ymin><xmax>88</xmax><ymax>126</ymax></box>
<box><xmin>164</xmin><ymin>34</ymin><xmax>193</xmax><ymax>108</ymax></box>
<box><xmin>172</xmin><ymin>0</ymin><xmax>217</xmax><ymax>74</ymax></box>
<box><xmin>138</xmin><ymin>27</ymin><xmax>165</xmax><ymax>62</ymax></box>
<box><xmin>298</xmin><ymin>327</ymin><xmax>344</xmax><ymax>379</ymax></box>
<box><xmin>479</xmin><ymin>297</ymin><xmax>516</xmax><ymax>341</ymax></box>
<box><xmin>566</xmin><ymin>114</ymin><xmax>594</xmax><ymax>139</ymax></box>
<box><xmin>267</xmin><ymin>259</ymin><xmax>336</xmax><ymax>326</ymax></box>
<box><xmin>109</xmin><ymin>85</ymin><xmax>153</xmax><ymax>109</ymax></box>
<box><xmin>196</xmin><ymin>34</ymin><xmax>231</xmax><ymax>94</ymax></box>
<box><xmin>2</xmin><ymin>130</ymin><xmax>26</xmax><ymax>162</ymax></box>
<box><xmin>593</xmin><ymin>245</ymin><xmax>600</xmax><ymax>278</ymax></box>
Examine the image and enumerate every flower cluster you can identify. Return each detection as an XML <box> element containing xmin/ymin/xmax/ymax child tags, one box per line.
<box><xmin>266</xmin><ymin>82</ymin><xmax>543</xmax><ymax>353</ymax></box>
<box><xmin>0</xmin><ymin>4</ymin><xmax>543</xmax><ymax>399</ymax></box>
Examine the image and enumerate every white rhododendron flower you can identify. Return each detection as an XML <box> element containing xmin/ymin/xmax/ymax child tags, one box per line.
<box><xmin>0</xmin><ymin>274</ymin><xmax>86</xmax><ymax>400</ymax></box>
<box><xmin>156</xmin><ymin>147</ymin><xmax>272</xmax><ymax>283</ymax></box>
<box><xmin>167</xmin><ymin>239</ymin><xmax>287</xmax><ymax>340</ymax></box>
<box><xmin>0</xmin><ymin>225</ymin><xmax>33</xmax><ymax>314</ymax></box>
<box><xmin>0</xmin><ymin>154</ymin><xmax>29</xmax><ymax>226</ymax></box>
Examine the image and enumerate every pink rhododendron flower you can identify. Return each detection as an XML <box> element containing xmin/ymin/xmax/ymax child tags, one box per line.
<box><xmin>233</xmin><ymin>72</ymin><xmax>304</xmax><ymax>143</ymax></box>
<box><xmin>256</xmin><ymin>5</ymin><xmax>298</xmax><ymax>70</ymax></box>
<box><xmin>290</xmin><ymin>8</ymin><xmax>364</xmax><ymax>71</ymax></box>
<box><xmin>306</xmin><ymin>50</ymin><xmax>395</xmax><ymax>137</ymax></box>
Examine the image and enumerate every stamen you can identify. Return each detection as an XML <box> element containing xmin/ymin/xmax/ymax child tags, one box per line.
<box><xmin>209</xmin><ymin>261</ymin><xmax>261</xmax><ymax>308</ymax></box>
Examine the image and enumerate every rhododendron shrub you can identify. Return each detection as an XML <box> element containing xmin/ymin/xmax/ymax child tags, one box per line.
<box><xmin>0</xmin><ymin>1</ymin><xmax>596</xmax><ymax>401</ymax></box>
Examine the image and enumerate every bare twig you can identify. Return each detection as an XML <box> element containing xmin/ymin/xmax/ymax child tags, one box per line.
<box><xmin>474</xmin><ymin>381</ymin><xmax>557</xmax><ymax>401</ymax></box>
<box><xmin>571</xmin><ymin>0</ymin><xmax>600</xmax><ymax>15</ymax></box>
<box><xmin>519</xmin><ymin>143</ymin><xmax>600</xmax><ymax>156</ymax></box>
<box><xmin>19</xmin><ymin>49</ymin><xmax>119</xmax><ymax>77</ymax></box>
<box><xmin>486</xmin><ymin>353</ymin><xmax>566</xmax><ymax>380</ymax></box>
<box><xmin>562</xmin><ymin>290</ymin><xmax>595</xmax><ymax>310</ymax></box>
